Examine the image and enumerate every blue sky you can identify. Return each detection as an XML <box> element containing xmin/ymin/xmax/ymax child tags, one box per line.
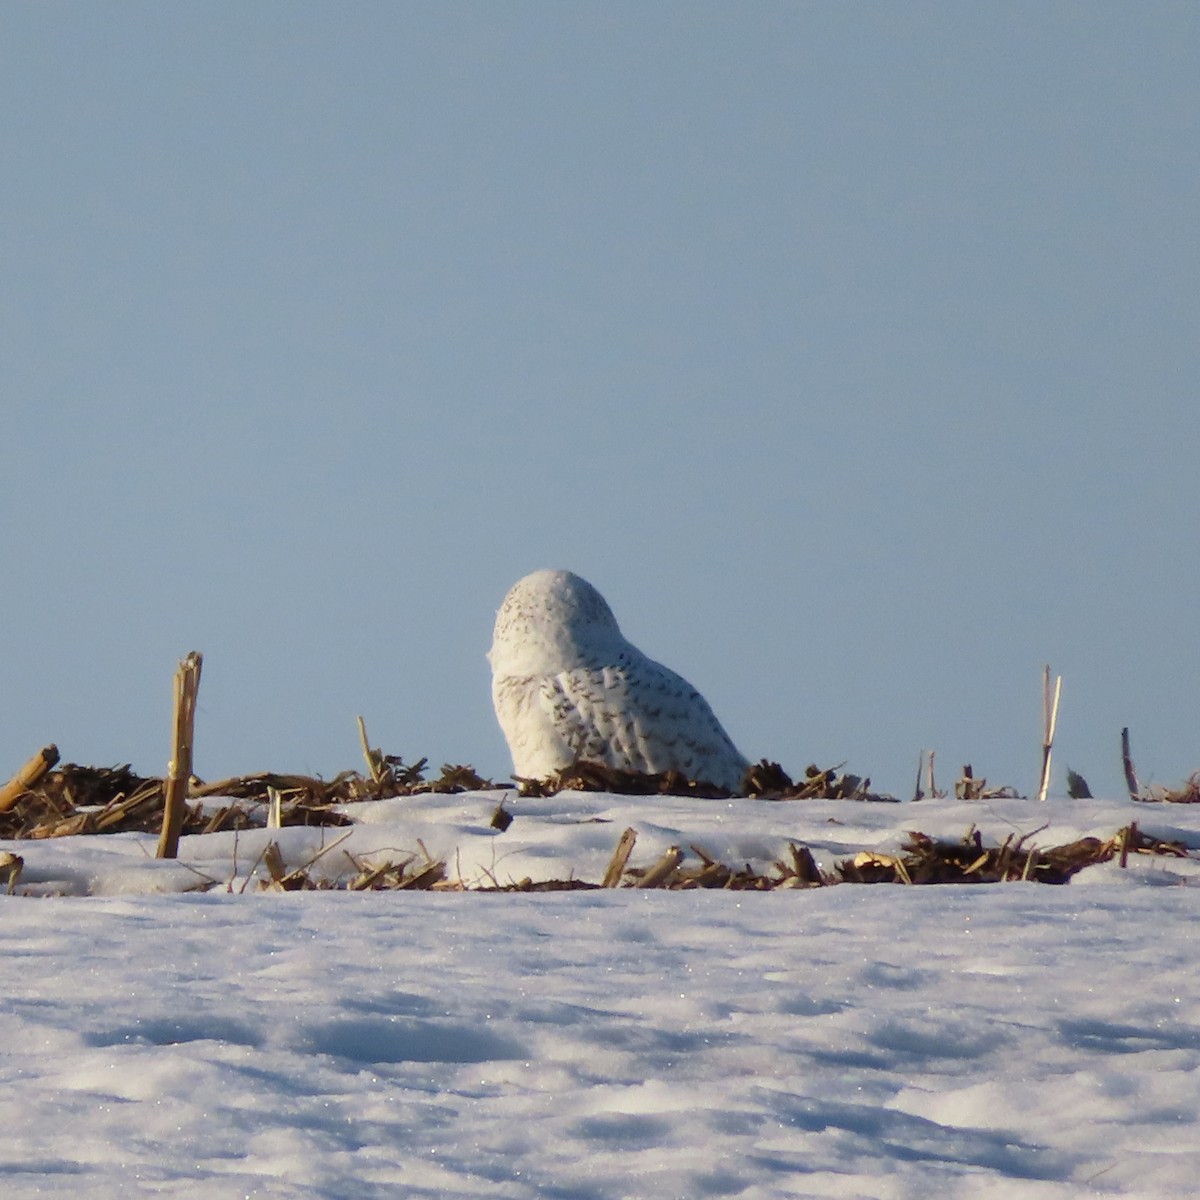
<box><xmin>2</xmin><ymin>2</ymin><xmax>1196</xmax><ymax>797</ymax></box>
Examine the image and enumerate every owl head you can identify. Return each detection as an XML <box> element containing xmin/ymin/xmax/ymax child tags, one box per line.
<box><xmin>488</xmin><ymin>569</ymin><xmax>624</xmax><ymax>676</ymax></box>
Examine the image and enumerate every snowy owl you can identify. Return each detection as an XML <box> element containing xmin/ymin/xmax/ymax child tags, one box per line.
<box><xmin>488</xmin><ymin>569</ymin><xmax>749</xmax><ymax>792</ymax></box>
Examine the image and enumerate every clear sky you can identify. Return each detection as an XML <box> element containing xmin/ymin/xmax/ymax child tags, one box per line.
<box><xmin>2</xmin><ymin>2</ymin><xmax>1196</xmax><ymax>798</ymax></box>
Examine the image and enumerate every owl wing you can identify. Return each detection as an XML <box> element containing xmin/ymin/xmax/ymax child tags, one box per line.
<box><xmin>547</xmin><ymin>653</ymin><xmax>748</xmax><ymax>789</ymax></box>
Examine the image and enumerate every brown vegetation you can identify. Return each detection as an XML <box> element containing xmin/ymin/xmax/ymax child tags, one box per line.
<box><xmin>0</xmin><ymin>759</ymin><xmax>507</xmax><ymax>842</ymax></box>
<box><xmin>233</xmin><ymin>819</ymin><xmax>1192</xmax><ymax>894</ymax></box>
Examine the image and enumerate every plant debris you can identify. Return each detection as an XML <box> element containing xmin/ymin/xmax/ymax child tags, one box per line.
<box><xmin>0</xmin><ymin>759</ymin><xmax>509</xmax><ymax>841</ymax></box>
<box><xmin>836</xmin><ymin>821</ymin><xmax>1190</xmax><ymax>885</ymax></box>
<box><xmin>1066</xmin><ymin>768</ymin><xmax>1093</xmax><ymax>799</ymax></box>
<box><xmin>226</xmin><ymin>819</ymin><xmax>1193</xmax><ymax>894</ymax></box>
<box><xmin>517</xmin><ymin>758</ymin><xmax>897</xmax><ymax>802</ymax></box>
<box><xmin>743</xmin><ymin>760</ymin><xmax>898</xmax><ymax>802</ymax></box>
<box><xmin>953</xmin><ymin>764</ymin><xmax>1021</xmax><ymax>801</ymax></box>
<box><xmin>516</xmin><ymin>760</ymin><xmax>736</xmax><ymax>799</ymax></box>
<box><xmin>251</xmin><ymin>835</ymin><xmax>450</xmax><ymax>893</ymax></box>
<box><xmin>1136</xmin><ymin>773</ymin><xmax>1200</xmax><ymax>804</ymax></box>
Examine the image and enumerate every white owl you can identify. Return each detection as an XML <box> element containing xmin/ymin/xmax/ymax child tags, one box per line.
<box><xmin>488</xmin><ymin>569</ymin><xmax>749</xmax><ymax>793</ymax></box>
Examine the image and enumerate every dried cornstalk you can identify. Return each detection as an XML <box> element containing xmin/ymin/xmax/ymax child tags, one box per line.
<box><xmin>262</xmin><ymin>841</ymin><xmax>287</xmax><ymax>884</ymax></box>
<box><xmin>1120</xmin><ymin>727</ymin><xmax>1141</xmax><ymax>800</ymax></box>
<box><xmin>637</xmin><ymin>846</ymin><xmax>684</xmax><ymax>888</ymax></box>
<box><xmin>357</xmin><ymin>715</ymin><xmax>384</xmax><ymax>782</ymax></box>
<box><xmin>0</xmin><ymin>745</ymin><xmax>60</xmax><ymax>813</ymax></box>
<box><xmin>787</xmin><ymin>843</ymin><xmax>825</xmax><ymax>885</ymax></box>
<box><xmin>1037</xmin><ymin>665</ymin><xmax>1062</xmax><ymax>803</ymax></box>
<box><xmin>156</xmin><ymin>652</ymin><xmax>203</xmax><ymax>859</ymax></box>
<box><xmin>956</xmin><ymin>764</ymin><xmax>984</xmax><ymax>800</ymax></box>
<box><xmin>0</xmin><ymin>852</ymin><xmax>23</xmax><ymax>893</ymax></box>
<box><xmin>912</xmin><ymin>752</ymin><xmax>925</xmax><ymax>802</ymax></box>
<box><xmin>602</xmin><ymin>827</ymin><xmax>638</xmax><ymax>887</ymax></box>
<box><xmin>921</xmin><ymin>750</ymin><xmax>945</xmax><ymax>799</ymax></box>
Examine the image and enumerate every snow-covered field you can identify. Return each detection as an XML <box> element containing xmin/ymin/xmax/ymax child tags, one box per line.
<box><xmin>2</xmin><ymin>791</ymin><xmax>1199</xmax><ymax>1198</ymax></box>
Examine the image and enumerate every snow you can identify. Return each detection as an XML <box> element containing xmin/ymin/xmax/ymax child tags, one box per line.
<box><xmin>1</xmin><ymin>791</ymin><xmax>1199</xmax><ymax>1197</ymax></box>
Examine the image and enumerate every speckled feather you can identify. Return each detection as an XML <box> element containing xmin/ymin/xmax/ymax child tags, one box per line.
<box><xmin>489</xmin><ymin>570</ymin><xmax>749</xmax><ymax>792</ymax></box>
